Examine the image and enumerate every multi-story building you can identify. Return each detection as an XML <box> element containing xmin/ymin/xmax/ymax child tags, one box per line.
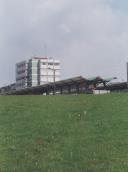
<box><xmin>16</xmin><ymin>61</ymin><xmax>28</xmax><ymax>90</ymax></box>
<box><xmin>16</xmin><ymin>57</ymin><xmax>61</xmax><ymax>90</ymax></box>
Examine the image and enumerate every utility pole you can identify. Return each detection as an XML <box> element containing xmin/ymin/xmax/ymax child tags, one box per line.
<box><xmin>48</xmin><ymin>68</ymin><xmax>59</xmax><ymax>95</ymax></box>
<box><xmin>53</xmin><ymin>69</ymin><xmax>56</xmax><ymax>95</ymax></box>
<box><xmin>127</xmin><ymin>62</ymin><xmax>128</xmax><ymax>83</ymax></box>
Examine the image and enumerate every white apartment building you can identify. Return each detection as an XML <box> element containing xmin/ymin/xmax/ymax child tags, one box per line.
<box><xmin>16</xmin><ymin>57</ymin><xmax>61</xmax><ymax>90</ymax></box>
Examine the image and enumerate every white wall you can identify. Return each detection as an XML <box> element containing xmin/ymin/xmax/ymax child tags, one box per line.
<box><xmin>93</xmin><ymin>90</ymin><xmax>110</xmax><ymax>94</ymax></box>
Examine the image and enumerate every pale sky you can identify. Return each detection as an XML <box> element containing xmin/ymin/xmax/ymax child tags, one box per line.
<box><xmin>1</xmin><ymin>0</ymin><xmax>128</xmax><ymax>86</ymax></box>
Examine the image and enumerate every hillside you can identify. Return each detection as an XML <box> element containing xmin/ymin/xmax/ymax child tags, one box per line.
<box><xmin>0</xmin><ymin>94</ymin><xmax>128</xmax><ymax>171</ymax></box>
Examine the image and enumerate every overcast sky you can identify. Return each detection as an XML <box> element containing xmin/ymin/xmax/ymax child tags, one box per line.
<box><xmin>1</xmin><ymin>0</ymin><xmax>128</xmax><ymax>85</ymax></box>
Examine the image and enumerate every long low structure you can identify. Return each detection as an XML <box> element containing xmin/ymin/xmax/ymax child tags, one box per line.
<box><xmin>0</xmin><ymin>76</ymin><xmax>116</xmax><ymax>95</ymax></box>
<box><xmin>96</xmin><ymin>82</ymin><xmax>128</xmax><ymax>92</ymax></box>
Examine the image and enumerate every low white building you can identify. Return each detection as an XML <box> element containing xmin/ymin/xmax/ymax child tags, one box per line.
<box><xmin>16</xmin><ymin>57</ymin><xmax>61</xmax><ymax>90</ymax></box>
<box><xmin>93</xmin><ymin>90</ymin><xmax>110</xmax><ymax>94</ymax></box>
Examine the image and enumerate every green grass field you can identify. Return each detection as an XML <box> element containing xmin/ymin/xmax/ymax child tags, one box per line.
<box><xmin>0</xmin><ymin>94</ymin><xmax>128</xmax><ymax>171</ymax></box>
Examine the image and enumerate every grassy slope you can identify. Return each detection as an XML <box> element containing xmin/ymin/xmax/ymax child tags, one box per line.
<box><xmin>0</xmin><ymin>94</ymin><xmax>128</xmax><ymax>171</ymax></box>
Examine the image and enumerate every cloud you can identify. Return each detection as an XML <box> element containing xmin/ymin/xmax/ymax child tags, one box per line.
<box><xmin>1</xmin><ymin>0</ymin><xmax>128</xmax><ymax>85</ymax></box>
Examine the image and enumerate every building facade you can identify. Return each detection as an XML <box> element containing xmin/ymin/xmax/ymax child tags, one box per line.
<box><xmin>16</xmin><ymin>57</ymin><xmax>61</xmax><ymax>90</ymax></box>
<box><xmin>16</xmin><ymin>61</ymin><xmax>28</xmax><ymax>90</ymax></box>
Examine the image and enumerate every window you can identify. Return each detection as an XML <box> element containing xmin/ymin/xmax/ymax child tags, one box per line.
<box><xmin>32</xmin><ymin>68</ymin><xmax>37</xmax><ymax>74</ymax></box>
<box><xmin>32</xmin><ymin>63</ymin><xmax>38</xmax><ymax>67</ymax></box>
<box><xmin>48</xmin><ymin>63</ymin><xmax>53</xmax><ymax>65</ymax></box>
<box><xmin>54</xmin><ymin>63</ymin><xmax>59</xmax><ymax>66</ymax></box>
<box><xmin>32</xmin><ymin>75</ymin><xmax>38</xmax><ymax>80</ymax></box>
